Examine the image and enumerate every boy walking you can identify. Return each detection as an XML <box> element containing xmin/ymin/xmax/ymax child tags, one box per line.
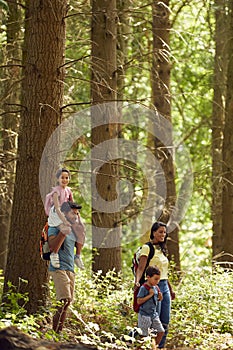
<box><xmin>137</xmin><ymin>266</ymin><xmax>165</xmax><ymax>346</ymax></box>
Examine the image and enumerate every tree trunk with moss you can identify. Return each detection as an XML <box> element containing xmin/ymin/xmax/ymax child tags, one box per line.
<box><xmin>221</xmin><ymin>0</ymin><xmax>233</xmax><ymax>267</ymax></box>
<box><xmin>212</xmin><ymin>0</ymin><xmax>228</xmax><ymax>263</ymax></box>
<box><xmin>151</xmin><ymin>0</ymin><xmax>180</xmax><ymax>270</ymax></box>
<box><xmin>3</xmin><ymin>0</ymin><xmax>68</xmax><ymax>314</ymax></box>
<box><xmin>0</xmin><ymin>1</ymin><xmax>22</xmax><ymax>271</ymax></box>
<box><xmin>91</xmin><ymin>0</ymin><xmax>121</xmax><ymax>274</ymax></box>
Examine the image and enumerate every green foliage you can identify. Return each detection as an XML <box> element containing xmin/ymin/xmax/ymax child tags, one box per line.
<box><xmin>0</xmin><ymin>0</ymin><xmax>231</xmax><ymax>348</ymax></box>
<box><xmin>62</xmin><ymin>0</ymin><xmax>215</xmax><ymax>268</ymax></box>
<box><xmin>63</xmin><ymin>1</ymin><xmax>91</xmax><ymax>114</ymax></box>
<box><xmin>0</xmin><ymin>279</ymin><xmax>39</xmax><ymax>333</ymax></box>
<box><xmin>169</xmin><ymin>266</ymin><xmax>233</xmax><ymax>349</ymax></box>
<box><xmin>0</xmin><ymin>264</ymin><xmax>233</xmax><ymax>349</ymax></box>
<box><xmin>171</xmin><ymin>0</ymin><xmax>214</xmax><ymax>240</ymax></box>
<box><xmin>0</xmin><ymin>0</ymin><xmax>8</xmax><ymax>11</ymax></box>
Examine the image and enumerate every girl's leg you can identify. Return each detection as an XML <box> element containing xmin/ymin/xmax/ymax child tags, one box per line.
<box><xmin>50</xmin><ymin>224</ymin><xmax>70</xmax><ymax>268</ymax></box>
<box><xmin>51</xmin><ymin>224</ymin><xmax>71</xmax><ymax>254</ymax></box>
<box><xmin>76</xmin><ymin>242</ymin><xmax>83</xmax><ymax>256</ymax></box>
<box><xmin>74</xmin><ymin>242</ymin><xmax>85</xmax><ymax>269</ymax></box>
<box><xmin>72</xmin><ymin>222</ymin><xmax>85</xmax><ymax>247</ymax></box>
<box><xmin>72</xmin><ymin>222</ymin><xmax>85</xmax><ymax>269</ymax></box>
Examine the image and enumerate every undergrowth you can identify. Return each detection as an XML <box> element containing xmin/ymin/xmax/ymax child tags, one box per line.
<box><xmin>0</xmin><ymin>264</ymin><xmax>232</xmax><ymax>349</ymax></box>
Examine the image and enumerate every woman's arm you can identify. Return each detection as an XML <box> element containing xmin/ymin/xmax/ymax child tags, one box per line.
<box><xmin>135</xmin><ymin>255</ymin><xmax>148</xmax><ymax>287</ymax></box>
<box><xmin>168</xmin><ymin>280</ymin><xmax>176</xmax><ymax>300</ymax></box>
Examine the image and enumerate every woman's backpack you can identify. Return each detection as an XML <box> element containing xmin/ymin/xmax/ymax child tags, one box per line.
<box><xmin>131</xmin><ymin>242</ymin><xmax>155</xmax><ymax>312</ymax></box>
<box><xmin>131</xmin><ymin>242</ymin><xmax>154</xmax><ymax>285</ymax></box>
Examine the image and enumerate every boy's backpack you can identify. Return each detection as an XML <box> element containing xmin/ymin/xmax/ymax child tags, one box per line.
<box><xmin>132</xmin><ymin>242</ymin><xmax>155</xmax><ymax>313</ymax></box>
<box><xmin>39</xmin><ymin>222</ymin><xmax>51</xmax><ymax>261</ymax></box>
<box><xmin>133</xmin><ymin>283</ymin><xmax>151</xmax><ymax>313</ymax></box>
<box><xmin>133</xmin><ymin>283</ymin><xmax>160</xmax><ymax>313</ymax></box>
<box><xmin>131</xmin><ymin>241</ymin><xmax>155</xmax><ymax>285</ymax></box>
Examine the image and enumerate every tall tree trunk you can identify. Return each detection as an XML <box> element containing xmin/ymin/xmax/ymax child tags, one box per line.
<box><xmin>91</xmin><ymin>0</ymin><xmax>121</xmax><ymax>274</ymax></box>
<box><xmin>0</xmin><ymin>0</ymin><xmax>21</xmax><ymax>271</ymax></box>
<box><xmin>221</xmin><ymin>0</ymin><xmax>233</xmax><ymax>267</ymax></box>
<box><xmin>151</xmin><ymin>0</ymin><xmax>180</xmax><ymax>270</ymax></box>
<box><xmin>212</xmin><ymin>0</ymin><xmax>228</xmax><ymax>262</ymax></box>
<box><xmin>3</xmin><ymin>0</ymin><xmax>67</xmax><ymax>314</ymax></box>
<box><xmin>117</xmin><ymin>0</ymin><xmax>129</xmax><ymax>102</ymax></box>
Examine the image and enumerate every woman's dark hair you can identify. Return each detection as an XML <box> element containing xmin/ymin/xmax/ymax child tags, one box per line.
<box><xmin>150</xmin><ymin>221</ymin><xmax>168</xmax><ymax>256</ymax></box>
<box><xmin>56</xmin><ymin>168</ymin><xmax>70</xmax><ymax>179</ymax></box>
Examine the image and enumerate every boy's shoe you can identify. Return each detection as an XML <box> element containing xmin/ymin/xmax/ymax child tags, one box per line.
<box><xmin>127</xmin><ymin>327</ymin><xmax>142</xmax><ymax>343</ymax></box>
<box><xmin>128</xmin><ymin>327</ymin><xmax>142</xmax><ymax>338</ymax></box>
<box><xmin>74</xmin><ymin>255</ymin><xmax>85</xmax><ymax>270</ymax></box>
<box><xmin>50</xmin><ymin>252</ymin><xmax>60</xmax><ymax>268</ymax></box>
<box><xmin>149</xmin><ymin>328</ymin><xmax>158</xmax><ymax>338</ymax></box>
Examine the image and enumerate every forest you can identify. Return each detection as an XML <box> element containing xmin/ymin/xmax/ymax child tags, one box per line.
<box><xmin>0</xmin><ymin>0</ymin><xmax>232</xmax><ymax>349</ymax></box>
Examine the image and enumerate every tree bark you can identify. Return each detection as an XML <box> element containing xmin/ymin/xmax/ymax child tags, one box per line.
<box><xmin>117</xmin><ymin>0</ymin><xmax>130</xmax><ymax>102</ymax></box>
<box><xmin>91</xmin><ymin>0</ymin><xmax>121</xmax><ymax>274</ymax></box>
<box><xmin>212</xmin><ymin>0</ymin><xmax>228</xmax><ymax>263</ymax></box>
<box><xmin>221</xmin><ymin>0</ymin><xmax>233</xmax><ymax>267</ymax></box>
<box><xmin>151</xmin><ymin>0</ymin><xmax>180</xmax><ymax>270</ymax></box>
<box><xmin>0</xmin><ymin>0</ymin><xmax>21</xmax><ymax>271</ymax></box>
<box><xmin>0</xmin><ymin>326</ymin><xmax>98</xmax><ymax>350</ymax></box>
<box><xmin>3</xmin><ymin>0</ymin><xmax>68</xmax><ymax>314</ymax></box>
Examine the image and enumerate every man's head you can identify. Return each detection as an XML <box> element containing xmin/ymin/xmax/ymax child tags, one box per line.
<box><xmin>67</xmin><ymin>201</ymin><xmax>82</xmax><ymax>216</ymax></box>
<box><xmin>61</xmin><ymin>201</ymin><xmax>79</xmax><ymax>223</ymax></box>
<box><xmin>67</xmin><ymin>201</ymin><xmax>82</xmax><ymax>210</ymax></box>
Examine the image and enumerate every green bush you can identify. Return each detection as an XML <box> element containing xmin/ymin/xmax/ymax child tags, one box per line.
<box><xmin>168</xmin><ymin>266</ymin><xmax>233</xmax><ymax>349</ymax></box>
<box><xmin>0</xmin><ymin>264</ymin><xmax>232</xmax><ymax>349</ymax></box>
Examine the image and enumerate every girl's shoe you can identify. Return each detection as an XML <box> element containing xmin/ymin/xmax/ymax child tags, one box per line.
<box><xmin>50</xmin><ymin>252</ymin><xmax>60</xmax><ymax>268</ymax></box>
<box><xmin>74</xmin><ymin>255</ymin><xmax>85</xmax><ymax>269</ymax></box>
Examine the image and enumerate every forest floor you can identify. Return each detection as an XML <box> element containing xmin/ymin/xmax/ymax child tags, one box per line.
<box><xmin>57</xmin><ymin>322</ymin><xmax>233</xmax><ymax>350</ymax></box>
<box><xmin>2</xmin><ymin>323</ymin><xmax>232</xmax><ymax>350</ymax></box>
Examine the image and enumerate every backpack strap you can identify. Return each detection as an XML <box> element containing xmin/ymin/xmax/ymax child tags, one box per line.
<box><xmin>144</xmin><ymin>241</ymin><xmax>155</xmax><ymax>270</ymax></box>
<box><xmin>147</xmin><ymin>241</ymin><xmax>155</xmax><ymax>262</ymax></box>
<box><xmin>142</xmin><ymin>283</ymin><xmax>157</xmax><ymax>306</ymax></box>
<box><xmin>143</xmin><ymin>283</ymin><xmax>151</xmax><ymax>291</ymax></box>
<box><xmin>139</xmin><ymin>242</ymin><xmax>155</xmax><ymax>285</ymax></box>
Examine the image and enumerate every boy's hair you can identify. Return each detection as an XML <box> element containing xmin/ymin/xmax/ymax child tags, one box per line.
<box><xmin>146</xmin><ymin>265</ymin><xmax>160</xmax><ymax>277</ymax></box>
<box><xmin>56</xmin><ymin>167</ymin><xmax>70</xmax><ymax>179</ymax></box>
